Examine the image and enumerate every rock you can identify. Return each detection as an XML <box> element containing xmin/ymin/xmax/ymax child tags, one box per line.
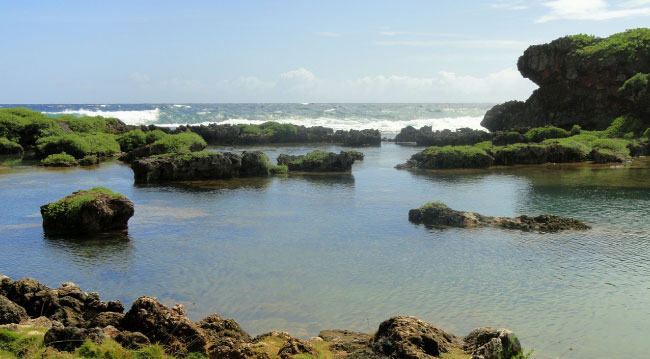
<box><xmin>590</xmin><ymin>148</ymin><xmax>626</xmax><ymax>163</ymax></box>
<box><xmin>276</xmin><ymin>150</ymin><xmax>359</xmax><ymax>172</ymax></box>
<box><xmin>40</xmin><ymin>187</ymin><xmax>134</xmax><ymax>235</ymax></box>
<box><xmin>44</xmin><ymin>326</ymin><xmax>104</xmax><ymax>352</ymax></box>
<box><xmin>369</xmin><ymin>316</ymin><xmax>460</xmax><ymax>359</ymax></box>
<box><xmin>131</xmin><ymin>151</ymin><xmax>274</xmax><ymax>183</ymax></box>
<box><xmin>22</xmin><ymin>316</ymin><xmax>56</xmax><ymax>329</ymax></box>
<box><xmin>394</xmin><ymin>126</ymin><xmax>420</xmax><ymax>142</ymax></box>
<box><xmin>482</xmin><ymin>30</ymin><xmax>650</xmax><ymax>132</ymax></box>
<box><xmin>409</xmin><ymin>202</ymin><xmax>590</xmax><ymax>233</ymax></box>
<box><xmin>490</xmin><ymin>144</ymin><xmax>586</xmax><ymax>165</ymax></box>
<box><xmin>85</xmin><ymin>312</ymin><xmax>124</xmax><ymax>329</ymax></box>
<box><xmin>398</xmin><ymin>127</ymin><xmax>493</xmax><ymax>147</ymax></box>
<box><xmin>102</xmin><ymin>325</ymin><xmax>120</xmax><ymax>340</ymax></box>
<box><xmin>397</xmin><ymin>146</ymin><xmax>494</xmax><ymax>169</ymax></box>
<box><xmin>464</xmin><ymin>327</ymin><xmax>523</xmax><ymax>359</ymax></box>
<box><xmin>115</xmin><ymin>331</ymin><xmax>151</xmax><ymax>350</ymax></box>
<box><xmin>319</xmin><ymin>329</ymin><xmax>371</xmax><ymax>353</ymax></box>
<box><xmin>333</xmin><ymin>129</ymin><xmax>381</xmax><ymax>146</ymax></box>
<box><xmin>3</xmin><ymin>278</ymin><xmax>58</xmax><ymax>318</ymax></box>
<box><xmin>0</xmin><ymin>295</ymin><xmax>28</xmax><ymax>324</ymax></box>
<box><xmin>198</xmin><ymin>314</ymin><xmax>252</xmax><ymax>344</ymax></box>
<box><xmin>277</xmin><ymin>337</ymin><xmax>318</xmax><ymax>359</ymax></box>
<box><xmin>120</xmin><ymin>296</ymin><xmax>208</xmax><ymax>355</ymax></box>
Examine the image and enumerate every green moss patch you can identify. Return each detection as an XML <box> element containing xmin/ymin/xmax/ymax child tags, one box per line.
<box><xmin>150</xmin><ymin>132</ymin><xmax>206</xmax><ymax>155</ymax></box>
<box><xmin>576</xmin><ymin>28</ymin><xmax>650</xmax><ymax>61</ymax></box>
<box><xmin>41</xmin><ymin>187</ymin><xmax>122</xmax><ymax>219</ymax></box>
<box><xmin>36</xmin><ymin>133</ymin><xmax>120</xmax><ymax>159</ymax></box>
<box><xmin>41</xmin><ymin>152</ymin><xmax>78</xmax><ymax>167</ymax></box>
<box><xmin>524</xmin><ymin>126</ymin><xmax>569</xmax><ymax>143</ymax></box>
<box><xmin>0</xmin><ymin>137</ymin><xmax>23</xmax><ymax>155</ymax></box>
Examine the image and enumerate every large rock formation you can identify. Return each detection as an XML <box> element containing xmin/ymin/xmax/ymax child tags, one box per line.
<box><xmin>409</xmin><ymin>202</ymin><xmax>590</xmax><ymax>233</ymax></box>
<box><xmin>131</xmin><ymin>151</ymin><xmax>273</xmax><ymax>183</ymax></box>
<box><xmin>276</xmin><ymin>150</ymin><xmax>361</xmax><ymax>172</ymax></box>
<box><xmin>40</xmin><ymin>187</ymin><xmax>134</xmax><ymax>235</ymax></box>
<box><xmin>482</xmin><ymin>29</ymin><xmax>650</xmax><ymax>132</ymax></box>
<box><xmin>395</xmin><ymin>126</ymin><xmax>493</xmax><ymax>146</ymax></box>
<box><xmin>370</xmin><ymin>316</ymin><xmax>460</xmax><ymax>359</ymax></box>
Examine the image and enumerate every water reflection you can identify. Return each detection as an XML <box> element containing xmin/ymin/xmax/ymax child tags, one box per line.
<box><xmin>42</xmin><ymin>233</ymin><xmax>135</xmax><ymax>270</ymax></box>
<box><xmin>135</xmin><ymin>177</ymin><xmax>273</xmax><ymax>192</ymax></box>
<box><xmin>287</xmin><ymin>173</ymin><xmax>355</xmax><ymax>187</ymax></box>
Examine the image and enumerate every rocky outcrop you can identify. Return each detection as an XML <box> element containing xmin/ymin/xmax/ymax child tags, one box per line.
<box><xmin>115</xmin><ymin>331</ymin><xmax>151</xmax><ymax>350</ymax></box>
<box><xmin>0</xmin><ymin>295</ymin><xmax>28</xmax><ymax>325</ymax></box>
<box><xmin>464</xmin><ymin>327</ymin><xmax>523</xmax><ymax>359</ymax></box>
<box><xmin>396</xmin><ymin>146</ymin><xmax>494</xmax><ymax>169</ymax></box>
<box><xmin>277</xmin><ymin>337</ymin><xmax>318</xmax><ymax>359</ymax></box>
<box><xmin>482</xmin><ymin>29</ymin><xmax>650</xmax><ymax>132</ymax></box>
<box><xmin>276</xmin><ymin>150</ymin><xmax>361</xmax><ymax>172</ymax></box>
<box><xmin>370</xmin><ymin>316</ymin><xmax>460</xmax><ymax>359</ymax></box>
<box><xmin>409</xmin><ymin>202</ymin><xmax>590</xmax><ymax>233</ymax></box>
<box><xmin>40</xmin><ymin>188</ymin><xmax>134</xmax><ymax>235</ymax></box>
<box><xmin>131</xmin><ymin>151</ymin><xmax>273</xmax><ymax>183</ymax></box>
<box><xmin>395</xmin><ymin>126</ymin><xmax>493</xmax><ymax>146</ymax></box>
<box><xmin>44</xmin><ymin>326</ymin><xmax>104</xmax><ymax>352</ymax></box>
<box><xmin>120</xmin><ymin>297</ymin><xmax>208</xmax><ymax>355</ymax></box>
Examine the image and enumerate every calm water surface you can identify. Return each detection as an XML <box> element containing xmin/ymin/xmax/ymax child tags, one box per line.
<box><xmin>1</xmin><ymin>144</ymin><xmax>649</xmax><ymax>359</ymax></box>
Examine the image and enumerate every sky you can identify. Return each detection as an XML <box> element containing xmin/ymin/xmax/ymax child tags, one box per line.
<box><xmin>2</xmin><ymin>0</ymin><xmax>650</xmax><ymax>103</ymax></box>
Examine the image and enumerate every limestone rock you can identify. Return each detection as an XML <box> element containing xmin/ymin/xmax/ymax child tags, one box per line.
<box><xmin>369</xmin><ymin>316</ymin><xmax>459</xmax><ymax>359</ymax></box>
<box><xmin>0</xmin><ymin>295</ymin><xmax>28</xmax><ymax>324</ymax></box>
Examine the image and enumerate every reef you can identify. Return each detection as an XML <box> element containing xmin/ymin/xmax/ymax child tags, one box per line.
<box><xmin>408</xmin><ymin>202</ymin><xmax>590</xmax><ymax>233</ymax></box>
<box><xmin>276</xmin><ymin>150</ymin><xmax>362</xmax><ymax>172</ymax></box>
<box><xmin>0</xmin><ymin>275</ymin><xmax>529</xmax><ymax>359</ymax></box>
<box><xmin>40</xmin><ymin>187</ymin><xmax>134</xmax><ymax>235</ymax></box>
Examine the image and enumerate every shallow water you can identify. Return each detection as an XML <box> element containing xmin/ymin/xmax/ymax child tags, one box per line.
<box><xmin>1</xmin><ymin>144</ymin><xmax>650</xmax><ymax>359</ymax></box>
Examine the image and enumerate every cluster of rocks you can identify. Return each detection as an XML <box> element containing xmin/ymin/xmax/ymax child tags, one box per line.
<box><xmin>172</xmin><ymin>124</ymin><xmax>381</xmax><ymax>146</ymax></box>
<box><xmin>481</xmin><ymin>29</ymin><xmax>650</xmax><ymax>132</ymax></box>
<box><xmin>408</xmin><ymin>202</ymin><xmax>590</xmax><ymax>233</ymax></box>
<box><xmin>0</xmin><ymin>276</ymin><xmax>527</xmax><ymax>359</ymax></box>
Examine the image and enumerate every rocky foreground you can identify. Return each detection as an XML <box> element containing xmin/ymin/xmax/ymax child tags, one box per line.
<box><xmin>409</xmin><ymin>202</ymin><xmax>590</xmax><ymax>233</ymax></box>
<box><xmin>0</xmin><ymin>276</ymin><xmax>527</xmax><ymax>359</ymax></box>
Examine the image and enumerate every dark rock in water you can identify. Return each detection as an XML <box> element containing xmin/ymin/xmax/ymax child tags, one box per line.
<box><xmin>464</xmin><ymin>327</ymin><xmax>523</xmax><ymax>359</ymax></box>
<box><xmin>40</xmin><ymin>187</ymin><xmax>134</xmax><ymax>235</ymax></box>
<box><xmin>397</xmin><ymin>146</ymin><xmax>494</xmax><ymax>169</ymax></box>
<box><xmin>491</xmin><ymin>144</ymin><xmax>586</xmax><ymax>165</ymax></box>
<box><xmin>370</xmin><ymin>316</ymin><xmax>460</xmax><ymax>359</ymax></box>
<box><xmin>277</xmin><ymin>150</ymin><xmax>360</xmax><ymax>172</ymax></box>
<box><xmin>482</xmin><ymin>30</ymin><xmax>650</xmax><ymax>132</ymax></box>
<box><xmin>395</xmin><ymin>126</ymin><xmax>493</xmax><ymax>146</ymax></box>
<box><xmin>0</xmin><ymin>295</ymin><xmax>28</xmax><ymax>324</ymax></box>
<box><xmin>490</xmin><ymin>131</ymin><xmax>527</xmax><ymax>146</ymax></box>
<box><xmin>120</xmin><ymin>296</ymin><xmax>208</xmax><ymax>355</ymax></box>
<box><xmin>590</xmin><ymin>148</ymin><xmax>626</xmax><ymax>163</ymax></box>
<box><xmin>44</xmin><ymin>326</ymin><xmax>104</xmax><ymax>351</ymax></box>
<box><xmin>277</xmin><ymin>337</ymin><xmax>318</xmax><ymax>359</ymax></box>
<box><xmin>131</xmin><ymin>151</ymin><xmax>273</xmax><ymax>183</ymax></box>
<box><xmin>115</xmin><ymin>331</ymin><xmax>151</xmax><ymax>350</ymax></box>
<box><xmin>333</xmin><ymin>129</ymin><xmax>381</xmax><ymax>146</ymax></box>
<box><xmin>409</xmin><ymin>202</ymin><xmax>590</xmax><ymax>233</ymax></box>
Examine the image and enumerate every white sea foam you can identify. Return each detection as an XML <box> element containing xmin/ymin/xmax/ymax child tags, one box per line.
<box><xmin>155</xmin><ymin>116</ymin><xmax>486</xmax><ymax>137</ymax></box>
<box><xmin>43</xmin><ymin>108</ymin><xmax>161</xmax><ymax>125</ymax></box>
<box><xmin>172</xmin><ymin>104</ymin><xmax>191</xmax><ymax>108</ymax></box>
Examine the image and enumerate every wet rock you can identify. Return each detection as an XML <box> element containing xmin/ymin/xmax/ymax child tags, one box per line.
<box><xmin>464</xmin><ymin>327</ymin><xmax>523</xmax><ymax>359</ymax></box>
<box><xmin>44</xmin><ymin>326</ymin><xmax>104</xmax><ymax>352</ymax></box>
<box><xmin>120</xmin><ymin>296</ymin><xmax>208</xmax><ymax>355</ymax></box>
<box><xmin>40</xmin><ymin>187</ymin><xmax>135</xmax><ymax>235</ymax></box>
<box><xmin>0</xmin><ymin>295</ymin><xmax>28</xmax><ymax>324</ymax></box>
<box><xmin>369</xmin><ymin>316</ymin><xmax>460</xmax><ymax>359</ymax></box>
<box><xmin>115</xmin><ymin>331</ymin><xmax>151</xmax><ymax>350</ymax></box>
<box><xmin>276</xmin><ymin>150</ymin><xmax>360</xmax><ymax>172</ymax></box>
<box><xmin>409</xmin><ymin>202</ymin><xmax>590</xmax><ymax>233</ymax></box>
<box><xmin>277</xmin><ymin>337</ymin><xmax>318</xmax><ymax>359</ymax></box>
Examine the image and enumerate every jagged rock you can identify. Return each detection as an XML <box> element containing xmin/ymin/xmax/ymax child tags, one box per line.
<box><xmin>0</xmin><ymin>295</ymin><xmax>28</xmax><ymax>324</ymax></box>
<box><xmin>319</xmin><ymin>329</ymin><xmax>371</xmax><ymax>353</ymax></box>
<box><xmin>40</xmin><ymin>188</ymin><xmax>134</xmax><ymax>235</ymax></box>
<box><xmin>409</xmin><ymin>202</ymin><xmax>590</xmax><ymax>233</ymax></box>
<box><xmin>115</xmin><ymin>331</ymin><xmax>151</xmax><ymax>350</ymax></box>
<box><xmin>277</xmin><ymin>337</ymin><xmax>318</xmax><ymax>359</ymax></box>
<box><xmin>85</xmin><ymin>312</ymin><xmax>124</xmax><ymax>329</ymax></box>
<box><xmin>131</xmin><ymin>151</ymin><xmax>273</xmax><ymax>183</ymax></box>
<box><xmin>369</xmin><ymin>316</ymin><xmax>460</xmax><ymax>359</ymax></box>
<box><xmin>44</xmin><ymin>326</ymin><xmax>104</xmax><ymax>352</ymax></box>
<box><xmin>199</xmin><ymin>314</ymin><xmax>252</xmax><ymax>344</ymax></box>
<box><xmin>102</xmin><ymin>325</ymin><xmax>120</xmax><ymax>340</ymax></box>
<box><xmin>276</xmin><ymin>150</ymin><xmax>360</xmax><ymax>172</ymax></box>
<box><xmin>120</xmin><ymin>296</ymin><xmax>208</xmax><ymax>355</ymax></box>
<box><xmin>482</xmin><ymin>30</ymin><xmax>650</xmax><ymax>132</ymax></box>
<box><xmin>333</xmin><ymin>129</ymin><xmax>381</xmax><ymax>146</ymax></box>
<box><xmin>464</xmin><ymin>327</ymin><xmax>523</xmax><ymax>359</ymax></box>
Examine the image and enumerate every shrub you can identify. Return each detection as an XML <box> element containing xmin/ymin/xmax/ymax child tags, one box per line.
<box><xmin>135</xmin><ymin>345</ymin><xmax>165</xmax><ymax>359</ymax></box>
<box><xmin>41</xmin><ymin>187</ymin><xmax>122</xmax><ymax>219</ymax></box>
<box><xmin>150</xmin><ymin>131</ymin><xmax>206</xmax><ymax>155</ymax></box>
<box><xmin>419</xmin><ymin>201</ymin><xmax>448</xmax><ymax>210</ymax></box>
<box><xmin>145</xmin><ymin>129</ymin><xmax>168</xmax><ymax>144</ymax></box>
<box><xmin>41</xmin><ymin>152</ymin><xmax>78</xmax><ymax>167</ymax></box>
<box><xmin>0</xmin><ymin>137</ymin><xmax>23</xmax><ymax>155</ymax></box>
<box><xmin>525</xmin><ymin>126</ymin><xmax>570</xmax><ymax>143</ymax></box>
<box><xmin>492</xmin><ymin>131</ymin><xmax>526</xmax><ymax>146</ymax></box>
<box><xmin>591</xmin><ymin>138</ymin><xmax>631</xmax><ymax>156</ymax></box>
<box><xmin>576</xmin><ymin>28</ymin><xmax>650</xmax><ymax>60</ymax></box>
<box><xmin>270</xmin><ymin>165</ymin><xmax>288</xmax><ymax>174</ymax></box>
<box><xmin>570</xmin><ymin>125</ymin><xmax>581</xmax><ymax>135</ymax></box>
<box><xmin>36</xmin><ymin>133</ymin><xmax>120</xmax><ymax>159</ymax></box>
<box><xmin>79</xmin><ymin>155</ymin><xmax>99</xmax><ymax>166</ymax></box>
<box><xmin>605</xmin><ymin>116</ymin><xmax>645</xmax><ymax>138</ymax></box>
<box><xmin>118</xmin><ymin>129</ymin><xmax>147</xmax><ymax>152</ymax></box>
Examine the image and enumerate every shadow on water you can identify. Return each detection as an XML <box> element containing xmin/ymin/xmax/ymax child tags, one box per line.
<box><xmin>42</xmin><ymin>232</ymin><xmax>135</xmax><ymax>269</ymax></box>
<box><xmin>134</xmin><ymin>177</ymin><xmax>273</xmax><ymax>192</ymax></box>
<box><xmin>286</xmin><ymin>173</ymin><xmax>355</xmax><ymax>187</ymax></box>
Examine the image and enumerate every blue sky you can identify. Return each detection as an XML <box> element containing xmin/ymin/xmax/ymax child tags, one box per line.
<box><xmin>2</xmin><ymin>0</ymin><xmax>650</xmax><ymax>103</ymax></box>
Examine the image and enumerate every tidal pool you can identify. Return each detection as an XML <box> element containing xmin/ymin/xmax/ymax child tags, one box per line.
<box><xmin>1</xmin><ymin>144</ymin><xmax>649</xmax><ymax>359</ymax></box>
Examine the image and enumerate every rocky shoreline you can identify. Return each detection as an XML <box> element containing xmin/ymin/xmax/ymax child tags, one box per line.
<box><xmin>0</xmin><ymin>276</ymin><xmax>528</xmax><ymax>359</ymax></box>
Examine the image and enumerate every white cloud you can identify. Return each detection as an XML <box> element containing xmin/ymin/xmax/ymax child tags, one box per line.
<box><xmin>280</xmin><ymin>68</ymin><xmax>316</xmax><ymax>82</ymax></box>
<box><xmin>374</xmin><ymin>39</ymin><xmax>528</xmax><ymax>49</ymax></box>
<box><xmin>317</xmin><ymin>31</ymin><xmax>341</xmax><ymax>37</ymax></box>
<box><xmin>537</xmin><ymin>0</ymin><xmax>650</xmax><ymax>22</ymax></box>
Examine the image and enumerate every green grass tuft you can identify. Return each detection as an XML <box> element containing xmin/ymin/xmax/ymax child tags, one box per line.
<box><xmin>41</xmin><ymin>152</ymin><xmax>78</xmax><ymax>167</ymax></box>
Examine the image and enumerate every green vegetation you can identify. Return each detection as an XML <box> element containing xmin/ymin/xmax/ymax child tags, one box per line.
<box><xmin>592</xmin><ymin>138</ymin><xmax>631</xmax><ymax>156</ymax></box>
<box><xmin>55</xmin><ymin>115</ymin><xmax>123</xmax><ymax>134</ymax></box>
<box><xmin>576</xmin><ymin>28</ymin><xmax>650</xmax><ymax>60</ymax></box>
<box><xmin>270</xmin><ymin>165</ymin><xmax>288</xmax><ymax>174</ymax></box>
<box><xmin>604</xmin><ymin>116</ymin><xmax>645</xmax><ymax>138</ymax></box>
<box><xmin>41</xmin><ymin>152</ymin><xmax>78</xmax><ymax>167</ymax></box>
<box><xmin>567</xmin><ymin>33</ymin><xmax>598</xmax><ymax>47</ymax></box>
<box><xmin>417</xmin><ymin>145</ymin><xmax>494</xmax><ymax>169</ymax></box>
<box><xmin>570</xmin><ymin>124</ymin><xmax>581</xmax><ymax>136</ymax></box>
<box><xmin>644</xmin><ymin>128</ymin><xmax>650</xmax><ymax>139</ymax></box>
<box><xmin>524</xmin><ymin>126</ymin><xmax>569</xmax><ymax>143</ymax></box>
<box><xmin>150</xmin><ymin>132</ymin><xmax>206</xmax><ymax>155</ymax></box>
<box><xmin>144</xmin><ymin>130</ymin><xmax>168</xmax><ymax>144</ymax></box>
<box><xmin>619</xmin><ymin>72</ymin><xmax>649</xmax><ymax>95</ymax></box>
<box><xmin>118</xmin><ymin>130</ymin><xmax>147</xmax><ymax>152</ymax></box>
<box><xmin>419</xmin><ymin>201</ymin><xmax>449</xmax><ymax>210</ymax></box>
<box><xmin>36</xmin><ymin>133</ymin><xmax>120</xmax><ymax>159</ymax></box>
<box><xmin>240</xmin><ymin>121</ymin><xmax>297</xmax><ymax>138</ymax></box>
<box><xmin>79</xmin><ymin>155</ymin><xmax>99</xmax><ymax>166</ymax></box>
<box><xmin>0</xmin><ymin>137</ymin><xmax>23</xmax><ymax>154</ymax></box>
<box><xmin>289</xmin><ymin>150</ymin><xmax>329</xmax><ymax>166</ymax></box>
<box><xmin>41</xmin><ymin>187</ymin><xmax>122</xmax><ymax>219</ymax></box>
<box><xmin>0</xmin><ymin>328</ymin><xmax>42</xmax><ymax>358</ymax></box>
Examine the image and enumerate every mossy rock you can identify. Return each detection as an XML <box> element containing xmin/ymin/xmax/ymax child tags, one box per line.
<box><xmin>0</xmin><ymin>137</ymin><xmax>23</xmax><ymax>155</ymax></box>
<box><xmin>397</xmin><ymin>146</ymin><xmax>493</xmax><ymax>169</ymax></box>
<box><xmin>41</xmin><ymin>152</ymin><xmax>78</xmax><ymax>167</ymax></box>
<box><xmin>40</xmin><ymin>187</ymin><xmax>134</xmax><ymax>235</ymax></box>
<box><xmin>277</xmin><ymin>150</ymin><xmax>360</xmax><ymax>172</ymax></box>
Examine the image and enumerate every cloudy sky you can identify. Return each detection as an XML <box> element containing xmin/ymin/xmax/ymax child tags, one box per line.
<box><xmin>2</xmin><ymin>0</ymin><xmax>650</xmax><ymax>103</ymax></box>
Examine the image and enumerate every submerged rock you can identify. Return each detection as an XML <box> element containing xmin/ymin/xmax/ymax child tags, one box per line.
<box><xmin>40</xmin><ymin>187</ymin><xmax>134</xmax><ymax>235</ymax></box>
<box><xmin>131</xmin><ymin>151</ymin><xmax>273</xmax><ymax>183</ymax></box>
<box><xmin>409</xmin><ymin>202</ymin><xmax>590</xmax><ymax>233</ymax></box>
<box><xmin>276</xmin><ymin>150</ymin><xmax>361</xmax><ymax>172</ymax></box>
